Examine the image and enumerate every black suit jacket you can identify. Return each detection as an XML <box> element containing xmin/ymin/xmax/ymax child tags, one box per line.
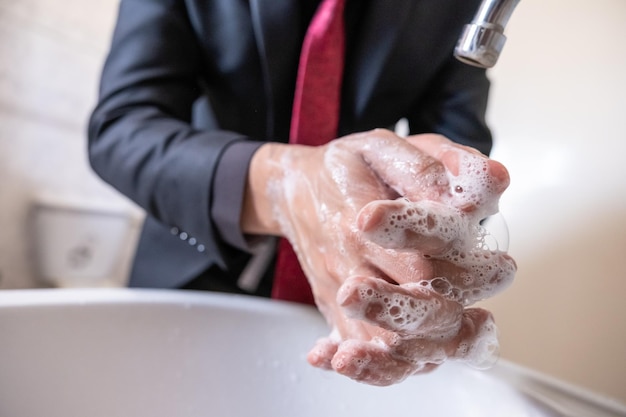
<box><xmin>88</xmin><ymin>0</ymin><xmax>491</xmax><ymax>290</ymax></box>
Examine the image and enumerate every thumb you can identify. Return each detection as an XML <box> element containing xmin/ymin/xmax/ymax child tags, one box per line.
<box><xmin>351</xmin><ymin>129</ymin><xmax>449</xmax><ymax>201</ymax></box>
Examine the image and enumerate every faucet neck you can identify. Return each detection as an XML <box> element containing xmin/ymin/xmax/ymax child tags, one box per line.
<box><xmin>454</xmin><ymin>0</ymin><xmax>521</xmax><ymax>68</ymax></box>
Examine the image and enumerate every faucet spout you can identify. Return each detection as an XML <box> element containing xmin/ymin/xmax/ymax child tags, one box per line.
<box><xmin>454</xmin><ymin>0</ymin><xmax>520</xmax><ymax>68</ymax></box>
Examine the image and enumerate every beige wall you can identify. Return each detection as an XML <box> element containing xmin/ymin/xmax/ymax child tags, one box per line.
<box><xmin>0</xmin><ymin>0</ymin><xmax>624</xmax><ymax>404</ymax></box>
<box><xmin>0</xmin><ymin>0</ymin><xmax>141</xmax><ymax>289</ymax></box>
<box><xmin>480</xmin><ymin>0</ymin><xmax>626</xmax><ymax>404</ymax></box>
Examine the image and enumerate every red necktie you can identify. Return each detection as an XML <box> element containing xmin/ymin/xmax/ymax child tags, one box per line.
<box><xmin>272</xmin><ymin>0</ymin><xmax>347</xmax><ymax>304</ymax></box>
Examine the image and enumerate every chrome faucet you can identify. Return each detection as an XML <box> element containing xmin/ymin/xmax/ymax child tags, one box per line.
<box><xmin>454</xmin><ymin>0</ymin><xmax>520</xmax><ymax>68</ymax></box>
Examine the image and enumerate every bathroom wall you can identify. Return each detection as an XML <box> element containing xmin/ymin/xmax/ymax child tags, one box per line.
<box><xmin>0</xmin><ymin>0</ymin><xmax>142</xmax><ymax>289</ymax></box>
<box><xmin>0</xmin><ymin>0</ymin><xmax>624</xmax><ymax>405</ymax></box>
<box><xmin>480</xmin><ymin>0</ymin><xmax>626</xmax><ymax>404</ymax></box>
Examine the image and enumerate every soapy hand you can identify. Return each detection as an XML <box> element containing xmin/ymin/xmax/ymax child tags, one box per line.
<box><xmin>245</xmin><ymin>129</ymin><xmax>516</xmax><ymax>386</ymax></box>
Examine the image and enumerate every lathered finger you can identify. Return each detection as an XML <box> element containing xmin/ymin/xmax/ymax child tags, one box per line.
<box><xmin>449</xmin><ymin>308</ymin><xmax>500</xmax><ymax>370</ymax></box>
<box><xmin>357</xmin><ymin>198</ymin><xmax>465</xmax><ymax>255</ymax></box>
<box><xmin>357</xmin><ymin>196</ymin><xmax>517</xmax><ymax>306</ymax></box>
<box><xmin>330</xmin><ymin>339</ymin><xmax>417</xmax><ymax>386</ymax></box>
<box><xmin>307</xmin><ymin>336</ymin><xmax>339</xmax><ymax>370</ymax></box>
<box><xmin>337</xmin><ymin>276</ymin><xmax>463</xmax><ymax>337</ymax></box>
<box><xmin>380</xmin><ymin>308</ymin><xmax>500</xmax><ymax>375</ymax></box>
<box><xmin>424</xmin><ymin>249</ymin><xmax>517</xmax><ymax>306</ymax></box>
<box><xmin>406</xmin><ymin>134</ymin><xmax>510</xmax><ymax>218</ymax></box>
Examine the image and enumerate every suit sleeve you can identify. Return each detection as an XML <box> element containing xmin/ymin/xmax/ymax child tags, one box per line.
<box><xmin>87</xmin><ymin>0</ymin><xmax>251</xmax><ymax>267</ymax></box>
<box><xmin>407</xmin><ymin>57</ymin><xmax>493</xmax><ymax>156</ymax></box>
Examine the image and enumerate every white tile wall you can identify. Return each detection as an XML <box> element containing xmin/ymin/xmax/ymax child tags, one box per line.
<box><xmin>0</xmin><ymin>0</ymin><xmax>624</xmax><ymax>405</ymax></box>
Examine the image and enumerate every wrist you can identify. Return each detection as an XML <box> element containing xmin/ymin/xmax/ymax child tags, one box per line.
<box><xmin>241</xmin><ymin>142</ymin><xmax>290</xmax><ymax>236</ymax></box>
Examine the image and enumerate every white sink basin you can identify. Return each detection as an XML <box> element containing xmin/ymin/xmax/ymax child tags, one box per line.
<box><xmin>0</xmin><ymin>289</ymin><xmax>623</xmax><ymax>417</ymax></box>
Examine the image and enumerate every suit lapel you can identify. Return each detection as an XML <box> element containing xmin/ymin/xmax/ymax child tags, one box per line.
<box><xmin>249</xmin><ymin>0</ymin><xmax>302</xmax><ymax>140</ymax></box>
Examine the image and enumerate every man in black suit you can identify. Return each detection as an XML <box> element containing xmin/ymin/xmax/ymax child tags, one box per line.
<box><xmin>88</xmin><ymin>0</ymin><xmax>516</xmax><ymax>385</ymax></box>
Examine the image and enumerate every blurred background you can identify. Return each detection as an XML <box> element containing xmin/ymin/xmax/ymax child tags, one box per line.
<box><xmin>0</xmin><ymin>0</ymin><xmax>624</xmax><ymax>404</ymax></box>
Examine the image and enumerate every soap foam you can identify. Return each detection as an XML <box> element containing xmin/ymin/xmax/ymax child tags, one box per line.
<box><xmin>346</xmin><ymin>282</ymin><xmax>461</xmax><ymax>338</ymax></box>
<box><xmin>440</xmin><ymin>149</ymin><xmax>502</xmax><ymax>220</ymax></box>
<box><xmin>363</xmin><ymin>200</ymin><xmax>466</xmax><ymax>253</ymax></box>
<box><xmin>456</xmin><ymin>312</ymin><xmax>500</xmax><ymax>370</ymax></box>
<box><xmin>271</xmin><ymin>134</ymin><xmax>512</xmax><ymax>380</ymax></box>
<box><xmin>339</xmin><ymin>143</ymin><xmax>513</xmax><ymax>376</ymax></box>
<box><xmin>338</xmin><ymin>298</ymin><xmax>500</xmax><ymax>380</ymax></box>
<box><xmin>362</xmin><ymin>198</ymin><xmax>515</xmax><ymax>306</ymax></box>
<box><xmin>361</xmin><ymin>142</ymin><xmax>515</xmax><ymax>306</ymax></box>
